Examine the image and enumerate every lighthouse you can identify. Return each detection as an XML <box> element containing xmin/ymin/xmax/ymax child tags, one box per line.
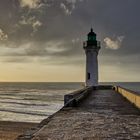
<box><xmin>83</xmin><ymin>28</ymin><xmax>101</xmax><ymax>87</ymax></box>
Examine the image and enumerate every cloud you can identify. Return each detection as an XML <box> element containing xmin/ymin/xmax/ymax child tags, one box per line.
<box><xmin>0</xmin><ymin>29</ymin><xmax>8</xmax><ymax>41</ymax></box>
<box><xmin>60</xmin><ymin>0</ymin><xmax>84</xmax><ymax>15</ymax></box>
<box><xmin>0</xmin><ymin>56</ymin><xmax>30</xmax><ymax>63</ymax></box>
<box><xmin>0</xmin><ymin>0</ymin><xmax>139</xmax><ymax>66</ymax></box>
<box><xmin>72</xmin><ymin>38</ymin><xmax>80</xmax><ymax>43</ymax></box>
<box><xmin>19</xmin><ymin>16</ymin><xmax>42</xmax><ymax>33</ymax></box>
<box><xmin>0</xmin><ymin>40</ymin><xmax>67</xmax><ymax>57</ymax></box>
<box><xmin>0</xmin><ymin>43</ymin><xmax>27</xmax><ymax>56</ymax></box>
<box><xmin>60</xmin><ymin>3</ymin><xmax>72</xmax><ymax>15</ymax></box>
<box><xmin>104</xmin><ymin>36</ymin><xmax>124</xmax><ymax>50</ymax></box>
<box><xmin>66</xmin><ymin>0</ymin><xmax>83</xmax><ymax>5</ymax></box>
<box><xmin>0</xmin><ymin>40</ymin><xmax>83</xmax><ymax>65</ymax></box>
<box><xmin>19</xmin><ymin>0</ymin><xmax>42</xmax><ymax>9</ymax></box>
<box><xmin>32</xmin><ymin>20</ymin><xmax>42</xmax><ymax>33</ymax></box>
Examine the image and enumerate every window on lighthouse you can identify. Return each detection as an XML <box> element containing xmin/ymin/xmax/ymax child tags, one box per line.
<box><xmin>88</xmin><ymin>36</ymin><xmax>96</xmax><ymax>41</ymax></box>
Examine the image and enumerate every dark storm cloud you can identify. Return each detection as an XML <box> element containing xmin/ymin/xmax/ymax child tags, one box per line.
<box><xmin>0</xmin><ymin>0</ymin><xmax>140</xmax><ymax>65</ymax></box>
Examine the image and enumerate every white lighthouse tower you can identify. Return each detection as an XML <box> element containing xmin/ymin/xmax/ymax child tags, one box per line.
<box><xmin>83</xmin><ymin>28</ymin><xmax>101</xmax><ymax>87</ymax></box>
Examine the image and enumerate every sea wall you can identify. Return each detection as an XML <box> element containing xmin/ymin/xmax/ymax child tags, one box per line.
<box><xmin>64</xmin><ymin>86</ymin><xmax>93</xmax><ymax>107</ymax></box>
<box><xmin>114</xmin><ymin>86</ymin><xmax>140</xmax><ymax>109</ymax></box>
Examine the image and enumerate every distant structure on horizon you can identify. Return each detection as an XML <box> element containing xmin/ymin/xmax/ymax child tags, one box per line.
<box><xmin>83</xmin><ymin>28</ymin><xmax>101</xmax><ymax>86</ymax></box>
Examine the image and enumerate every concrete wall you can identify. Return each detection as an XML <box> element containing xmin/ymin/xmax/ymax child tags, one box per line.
<box><xmin>64</xmin><ymin>87</ymin><xmax>93</xmax><ymax>107</ymax></box>
<box><xmin>114</xmin><ymin>86</ymin><xmax>140</xmax><ymax>109</ymax></box>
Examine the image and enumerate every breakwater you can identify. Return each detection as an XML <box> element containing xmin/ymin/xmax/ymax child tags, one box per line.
<box><xmin>115</xmin><ymin>86</ymin><xmax>140</xmax><ymax>109</ymax></box>
<box><xmin>17</xmin><ymin>85</ymin><xmax>140</xmax><ymax>140</ymax></box>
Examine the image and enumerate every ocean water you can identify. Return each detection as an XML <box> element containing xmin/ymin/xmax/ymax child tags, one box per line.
<box><xmin>0</xmin><ymin>82</ymin><xmax>83</xmax><ymax>123</ymax></box>
<box><xmin>0</xmin><ymin>82</ymin><xmax>139</xmax><ymax>123</ymax></box>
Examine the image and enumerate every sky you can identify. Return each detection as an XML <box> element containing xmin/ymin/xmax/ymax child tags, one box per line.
<box><xmin>0</xmin><ymin>0</ymin><xmax>140</xmax><ymax>82</ymax></box>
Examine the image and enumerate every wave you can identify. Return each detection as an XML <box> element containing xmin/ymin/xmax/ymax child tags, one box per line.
<box><xmin>0</xmin><ymin>109</ymin><xmax>49</xmax><ymax>117</ymax></box>
<box><xmin>0</xmin><ymin>96</ymin><xmax>24</xmax><ymax>100</ymax></box>
<box><xmin>0</xmin><ymin>100</ymin><xmax>49</xmax><ymax>106</ymax></box>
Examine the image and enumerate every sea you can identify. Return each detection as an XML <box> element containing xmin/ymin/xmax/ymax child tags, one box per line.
<box><xmin>0</xmin><ymin>82</ymin><xmax>139</xmax><ymax>123</ymax></box>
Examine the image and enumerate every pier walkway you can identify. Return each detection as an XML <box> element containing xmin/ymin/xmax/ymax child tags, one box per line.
<box><xmin>18</xmin><ymin>88</ymin><xmax>140</xmax><ymax>140</ymax></box>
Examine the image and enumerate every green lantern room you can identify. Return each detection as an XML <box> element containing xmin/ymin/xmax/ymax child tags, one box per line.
<box><xmin>87</xmin><ymin>28</ymin><xmax>97</xmax><ymax>46</ymax></box>
<box><xmin>88</xmin><ymin>28</ymin><xmax>97</xmax><ymax>41</ymax></box>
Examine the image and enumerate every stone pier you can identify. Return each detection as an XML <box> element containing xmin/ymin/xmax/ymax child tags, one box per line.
<box><xmin>17</xmin><ymin>86</ymin><xmax>140</xmax><ymax>140</ymax></box>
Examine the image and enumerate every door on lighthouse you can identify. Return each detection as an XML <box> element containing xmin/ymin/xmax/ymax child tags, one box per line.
<box><xmin>88</xmin><ymin>73</ymin><xmax>90</xmax><ymax>80</ymax></box>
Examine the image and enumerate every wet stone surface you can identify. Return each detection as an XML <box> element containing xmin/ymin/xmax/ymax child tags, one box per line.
<box><xmin>19</xmin><ymin>90</ymin><xmax>140</xmax><ymax>140</ymax></box>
